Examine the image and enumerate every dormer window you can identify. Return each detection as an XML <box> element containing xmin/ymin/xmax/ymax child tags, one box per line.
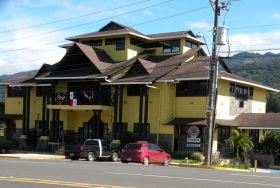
<box><xmin>105</xmin><ymin>37</ymin><xmax>125</xmax><ymax>51</ymax></box>
<box><xmin>186</xmin><ymin>41</ymin><xmax>198</xmax><ymax>48</ymax></box>
<box><xmin>162</xmin><ymin>40</ymin><xmax>180</xmax><ymax>53</ymax></box>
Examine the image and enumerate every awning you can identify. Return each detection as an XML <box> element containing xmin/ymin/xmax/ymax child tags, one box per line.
<box><xmin>0</xmin><ymin>114</ymin><xmax>23</xmax><ymax>120</ymax></box>
<box><xmin>164</xmin><ymin>118</ymin><xmax>206</xmax><ymax>125</ymax></box>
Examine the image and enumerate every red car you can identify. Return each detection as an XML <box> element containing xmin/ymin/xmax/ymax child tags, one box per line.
<box><xmin>120</xmin><ymin>142</ymin><xmax>171</xmax><ymax>166</ymax></box>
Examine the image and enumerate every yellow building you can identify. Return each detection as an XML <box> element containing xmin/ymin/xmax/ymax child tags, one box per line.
<box><xmin>0</xmin><ymin>22</ymin><xmax>279</xmax><ymax>154</ymax></box>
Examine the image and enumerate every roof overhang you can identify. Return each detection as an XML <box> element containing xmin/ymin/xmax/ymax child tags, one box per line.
<box><xmin>36</xmin><ymin>76</ymin><xmax>106</xmax><ymax>80</ymax></box>
<box><xmin>102</xmin><ymin>81</ymin><xmax>153</xmax><ymax>85</ymax></box>
<box><xmin>9</xmin><ymin>83</ymin><xmax>52</xmax><ymax>87</ymax></box>
<box><xmin>220</xmin><ymin>76</ymin><xmax>279</xmax><ymax>92</ymax></box>
<box><xmin>237</xmin><ymin>126</ymin><xmax>280</xmax><ymax>130</ymax></box>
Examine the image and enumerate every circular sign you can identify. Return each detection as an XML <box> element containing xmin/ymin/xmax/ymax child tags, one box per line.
<box><xmin>187</xmin><ymin>126</ymin><xmax>200</xmax><ymax>138</ymax></box>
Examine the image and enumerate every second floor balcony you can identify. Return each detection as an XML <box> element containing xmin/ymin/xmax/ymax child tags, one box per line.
<box><xmin>53</xmin><ymin>91</ymin><xmax>111</xmax><ymax>106</ymax></box>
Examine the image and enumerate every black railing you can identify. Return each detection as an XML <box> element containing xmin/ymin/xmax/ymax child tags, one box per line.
<box><xmin>53</xmin><ymin>91</ymin><xmax>111</xmax><ymax>106</ymax></box>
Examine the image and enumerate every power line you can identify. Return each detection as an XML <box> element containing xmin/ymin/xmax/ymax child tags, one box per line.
<box><xmin>0</xmin><ymin>5</ymin><xmax>210</xmax><ymax>53</ymax></box>
<box><xmin>0</xmin><ymin>0</ymin><xmax>152</xmax><ymax>34</ymax></box>
<box><xmin>0</xmin><ymin>0</ymin><xmax>175</xmax><ymax>44</ymax></box>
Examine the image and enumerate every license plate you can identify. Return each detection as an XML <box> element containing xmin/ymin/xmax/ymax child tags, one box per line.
<box><xmin>127</xmin><ymin>158</ymin><xmax>132</xmax><ymax>161</ymax></box>
<box><xmin>70</xmin><ymin>153</ymin><xmax>74</xmax><ymax>156</ymax></box>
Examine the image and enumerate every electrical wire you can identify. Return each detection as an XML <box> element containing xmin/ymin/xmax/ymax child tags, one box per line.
<box><xmin>0</xmin><ymin>0</ymin><xmax>175</xmax><ymax>44</ymax></box>
<box><xmin>0</xmin><ymin>0</ymin><xmax>153</xmax><ymax>34</ymax></box>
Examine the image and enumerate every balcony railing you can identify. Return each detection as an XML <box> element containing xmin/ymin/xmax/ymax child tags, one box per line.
<box><xmin>53</xmin><ymin>91</ymin><xmax>111</xmax><ymax>106</ymax></box>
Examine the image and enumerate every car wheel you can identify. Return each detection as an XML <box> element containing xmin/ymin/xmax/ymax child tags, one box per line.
<box><xmin>143</xmin><ymin>157</ymin><xmax>149</xmax><ymax>166</ymax></box>
<box><xmin>70</xmin><ymin>156</ymin><xmax>79</xmax><ymax>160</ymax></box>
<box><xmin>163</xmin><ymin>158</ymin><xmax>170</xmax><ymax>166</ymax></box>
<box><xmin>111</xmin><ymin>152</ymin><xmax>118</xmax><ymax>162</ymax></box>
<box><xmin>87</xmin><ymin>152</ymin><xmax>95</xmax><ymax>161</ymax></box>
<box><xmin>0</xmin><ymin>147</ymin><xmax>7</xmax><ymax>154</ymax></box>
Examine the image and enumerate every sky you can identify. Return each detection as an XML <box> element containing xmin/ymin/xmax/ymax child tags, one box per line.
<box><xmin>1</xmin><ymin>0</ymin><xmax>280</xmax><ymax>75</ymax></box>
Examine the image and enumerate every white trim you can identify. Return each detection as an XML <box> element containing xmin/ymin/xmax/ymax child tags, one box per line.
<box><xmin>156</xmin><ymin>80</ymin><xmax>175</xmax><ymax>83</ymax></box>
<box><xmin>68</xmin><ymin>31</ymin><xmax>149</xmax><ymax>41</ymax></box>
<box><xmin>101</xmin><ymin>81</ymin><xmax>152</xmax><ymax>85</ymax></box>
<box><xmin>220</xmin><ymin>76</ymin><xmax>279</xmax><ymax>92</ymax></box>
<box><xmin>36</xmin><ymin>76</ymin><xmax>100</xmax><ymax>80</ymax></box>
<box><xmin>9</xmin><ymin>83</ymin><xmax>52</xmax><ymax>87</ymax></box>
<box><xmin>175</xmin><ymin>77</ymin><xmax>209</xmax><ymax>82</ymax></box>
<box><xmin>238</xmin><ymin>127</ymin><xmax>280</xmax><ymax>130</ymax></box>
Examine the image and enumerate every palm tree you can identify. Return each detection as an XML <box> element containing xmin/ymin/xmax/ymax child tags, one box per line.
<box><xmin>225</xmin><ymin>129</ymin><xmax>254</xmax><ymax>163</ymax></box>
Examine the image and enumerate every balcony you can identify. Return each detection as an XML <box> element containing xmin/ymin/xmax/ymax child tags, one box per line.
<box><xmin>53</xmin><ymin>91</ymin><xmax>111</xmax><ymax>106</ymax></box>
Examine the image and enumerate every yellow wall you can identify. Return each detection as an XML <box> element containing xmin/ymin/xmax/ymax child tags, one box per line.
<box><xmin>175</xmin><ymin>97</ymin><xmax>207</xmax><ymax>118</ymax></box>
<box><xmin>127</xmin><ymin>37</ymin><xmax>143</xmax><ymax>59</ymax></box>
<box><xmin>252</xmin><ymin>88</ymin><xmax>267</xmax><ymax>113</ymax></box>
<box><xmin>29</xmin><ymin>87</ymin><xmax>43</xmax><ymax>129</ymax></box>
<box><xmin>216</xmin><ymin>80</ymin><xmax>231</xmax><ymax>118</ymax></box>
<box><xmin>4</xmin><ymin>87</ymin><xmax>23</xmax><ymax>114</ymax></box>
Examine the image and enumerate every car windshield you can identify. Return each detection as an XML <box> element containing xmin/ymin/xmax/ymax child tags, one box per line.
<box><xmin>125</xmin><ymin>144</ymin><xmax>141</xmax><ymax>150</ymax></box>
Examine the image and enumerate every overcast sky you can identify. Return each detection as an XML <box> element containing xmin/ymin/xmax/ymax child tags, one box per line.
<box><xmin>1</xmin><ymin>0</ymin><xmax>280</xmax><ymax>75</ymax></box>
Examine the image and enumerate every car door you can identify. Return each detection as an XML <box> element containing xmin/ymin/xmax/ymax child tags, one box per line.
<box><xmin>151</xmin><ymin>144</ymin><xmax>164</xmax><ymax>163</ymax></box>
<box><xmin>101</xmin><ymin>140</ymin><xmax>111</xmax><ymax>157</ymax></box>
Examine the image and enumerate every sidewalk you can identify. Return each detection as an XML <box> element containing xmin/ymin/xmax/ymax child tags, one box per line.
<box><xmin>0</xmin><ymin>150</ymin><xmax>65</xmax><ymax>160</ymax></box>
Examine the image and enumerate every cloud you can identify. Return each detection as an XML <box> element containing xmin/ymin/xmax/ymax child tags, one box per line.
<box><xmin>218</xmin><ymin>30</ymin><xmax>280</xmax><ymax>55</ymax></box>
<box><xmin>186</xmin><ymin>21</ymin><xmax>212</xmax><ymax>30</ymax></box>
<box><xmin>273</xmin><ymin>13</ymin><xmax>280</xmax><ymax>20</ymax></box>
<box><xmin>0</xmin><ymin>18</ymin><xmax>66</xmax><ymax>75</ymax></box>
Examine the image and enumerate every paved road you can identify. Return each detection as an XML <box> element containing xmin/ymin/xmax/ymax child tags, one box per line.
<box><xmin>0</xmin><ymin>158</ymin><xmax>279</xmax><ymax>188</ymax></box>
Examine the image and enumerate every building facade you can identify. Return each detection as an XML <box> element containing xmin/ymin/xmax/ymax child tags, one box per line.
<box><xmin>0</xmin><ymin>22</ymin><xmax>278</xmax><ymax>153</ymax></box>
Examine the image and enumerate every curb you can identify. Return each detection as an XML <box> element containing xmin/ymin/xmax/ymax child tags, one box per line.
<box><xmin>0</xmin><ymin>154</ymin><xmax>65</xmax><ymax>160</ymax></box>
<box><xmin>171</xmin><ymin>163</ymin><xmax>252</xmax><ymax>172</ymax></box>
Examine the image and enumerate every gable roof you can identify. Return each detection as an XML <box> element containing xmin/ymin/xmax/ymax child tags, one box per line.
<box><xmin>159</xmin><ymin>56</ymin><xmax>279</xmax><ymax>92</ymax></box>
<box><xmin>66</xmin><ymin>21</ymin><xmax>204</xmax><ymax>44</ymax></box>
<box><xmin>67</xmin><ymin>21</ymin><xmax>148</xmax><ymax>41</ymax></box>
<box><xmin>107</xmin><ymin>48</ymin><xmax>201</xmax><ymax>85</ymax></box>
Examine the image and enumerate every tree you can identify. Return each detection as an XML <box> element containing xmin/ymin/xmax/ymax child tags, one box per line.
<box><xmin>225</xmin><ymin>129</ymin><xmax>254</xmax><ymax>163</ymax></box>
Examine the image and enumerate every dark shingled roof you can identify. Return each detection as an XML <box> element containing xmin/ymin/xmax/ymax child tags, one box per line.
<box><xmin>109</xmin><ymin>48</ymin><xmax>201</xmax><ymax>84</ymax></box>
<box><xmin>159</xmin><ymin>56</ymin><xmax>277</xmax><ymax>91</ymax></box>
<box><xmin>164</xmin><ymin>113</ymin><xmax>280</xmax><ymax>129</ymax></box>
<box><xmin>67</xmin><ymin>21</ymin><xmax>147</xmax><ymax>41</ymax></box>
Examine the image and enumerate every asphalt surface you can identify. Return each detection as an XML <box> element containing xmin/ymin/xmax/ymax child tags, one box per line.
<box><xmin>0</xmin><ymin>158</ymin><xmax>279</xmax><ymax>188</ymax></box>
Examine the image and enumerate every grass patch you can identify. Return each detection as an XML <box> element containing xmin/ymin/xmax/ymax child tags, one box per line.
<box><xmin>172</xmin><ymin>159</ymin><xmax>202</xmax><ymax>164</ymax></box>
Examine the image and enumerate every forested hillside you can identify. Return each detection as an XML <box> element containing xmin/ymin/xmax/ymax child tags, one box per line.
<box><xmin>225</xmin><ymin>52</ymin><xmax>280</xmax><ymax>112</ymax></box>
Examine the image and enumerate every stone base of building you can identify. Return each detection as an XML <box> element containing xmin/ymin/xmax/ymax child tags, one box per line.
<box><xmin>37</xmin><ymin>136</ymin><xmax>49</xmax><ymax>151</ymax></box>
<box><xmin>19</xmin><ymin>135</ymin><xmax>27</xmax><ymax>149</ymax></box>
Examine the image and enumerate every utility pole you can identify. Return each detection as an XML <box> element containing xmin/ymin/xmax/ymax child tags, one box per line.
<box><xmin>205</xmin><ymin>0</ymin><xmax>220</xmax><ymax>166</ymax></box>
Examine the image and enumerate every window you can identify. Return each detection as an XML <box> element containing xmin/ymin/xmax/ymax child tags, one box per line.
<box><xmin>249</xmin><ymin>87</ymin><xmax>254</xmax><ymax>97</ymax></box>
<box><xmin>127</xmin><ymin>85</ymin><xmax>147</xmax><ymax>96</ymax></box>
<box><xmin>125</xmin><ymin>143</ymin><xmax>141</xmax><ymax>150</ymax></box>
<box><xmin>236</xmin><ymin>85</ymin><xmax>249</xmax><ymax>100</ymax></box>
<box><xmin>7</xmin><ymin>87</ymin><xmax>24</xmax><ymax>97</ymax></box>
<box><xmin>230</xmin><ymin>83</ymin><xmax>235</xmax><ymax>93</ymax></box>
<box><xmin>84</xmin><ymin>140</ymin><xmax>99</xmax><ymax>146</ymax></box>
<box><xmin>162</xmin><ymin>40</ymin><xmax>180</xmax><ymax>53</ymax></box>
<box><xmin>147</xmin><ymin>144</ymin><xmax>162</xmax><ymax>151</ymax></box>
<box><xmin>105</xmin><ymin>38</ymin><xmax>125</xmax><ymax>51</ymax></box>
<box><xmin>186</xmin><ymin>41</ymin><xmax>198</xmax><ymax>48</ymax></box>
<box><xmin>36</xmin><ymin>86</ymin><xmax>51</xmax><ymax>97</ymax></box>
<box><xmin>83</xmin><ymin>39</ymin><xmax>102</xmax><ymax>46</ymax></box>
<box><xmin>176</xmin><ymin>81</ymin><xmax>208</xmax><ymax>97</ymax></box>
<box><xmin>218</xmin><ymin>127</ymin><xmax>231</xmax><ymax>150</ymax></box>
<box><xmin>130</xmin><ymin>38</ymin><xmax>145</xmax><ymax>47</ymax></box>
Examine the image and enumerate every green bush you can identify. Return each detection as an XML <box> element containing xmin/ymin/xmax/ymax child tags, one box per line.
<box><xmin>189</xmin><ymin>152</ymin><xmax>204</xmax><ymax>162</ymax></box>
<box><xmin>223</xmin><ymin>158</ymin><xmax>251</xmax><ymax>169</ymax></box>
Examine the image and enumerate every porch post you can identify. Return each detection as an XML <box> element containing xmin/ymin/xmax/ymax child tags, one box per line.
<box><xmin>113</xmin><ymin>86</ymin><xmax>119</xmax><ymax>139</ymax></box>
<box><xmin>138</xmin><ymin>86</ymin><xmax>144</xmax><ymax>140</ymax></box>
<box><xmin>143</xmin><ymin>88</ymin><xmax>149</xmax><ymax>140</ymax></box>
<box><xmin>118</xmin><ymin>85</ymin><xmax>124</xmax><ymax>139</ymax></box>
<box><xmin>22</xmin><ymin>87</ymin><xmax>27</xmax><ymax>135</ymax></box>
<box><xmin>26</xmin><ymin>87</ymin><xmax>31</xmax><ymax>134</ymax></box>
